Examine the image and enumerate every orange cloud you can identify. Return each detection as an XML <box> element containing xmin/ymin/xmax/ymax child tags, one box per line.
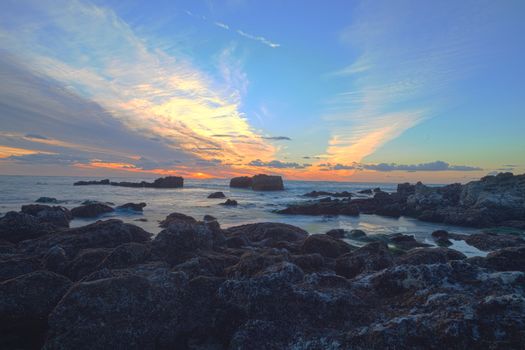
<box><xmin>0</xmin><ymin>145</ymin><xmax>56</xmax><ymax>158</ymax></box>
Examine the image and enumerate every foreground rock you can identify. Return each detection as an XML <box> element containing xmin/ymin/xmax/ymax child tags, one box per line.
<box><xmin>2</xmin><ymin>207</ymin><xmax>525</xmax><ymax>349</ymax></box>
<box><xmin>230</xmin><ymin>174</ymin><xmax>284</xmax><ymax>191</ymax></box>
<box><xmin>279</xmin><ymin>172</ymin><xmax>525</xmax><ymax>228</ymax></box>
<box><xmin>74</xmin><ymin>176</ymin><xmax>184</xmax><ymax>188</ymax></box>
<box><xmin>21</xmin><ymin>204</ymin><xmax>72</xmax><ymax>228</ymax></box>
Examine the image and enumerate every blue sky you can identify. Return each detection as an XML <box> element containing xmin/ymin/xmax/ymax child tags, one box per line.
<box><xmin>0</xmin><ymin>0</ymin><xmax>524</xmax><ymax>182</ymax></box>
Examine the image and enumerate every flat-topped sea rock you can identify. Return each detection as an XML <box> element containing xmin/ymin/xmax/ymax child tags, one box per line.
<box><xmin>230</xmin><ymin>174</ymin><xmax>284</xmax><ymax>191</ymax></box>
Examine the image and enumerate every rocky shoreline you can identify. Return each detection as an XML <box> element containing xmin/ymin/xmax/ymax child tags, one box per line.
<box><xmin>1</xmin><ymin>199</ymin><xmax>525</xmax><ymax>349</ymax></box>
<box><xmin>278</xmin><ymin>172</ymin><xmax>525</xmax><ymax>228</ymax></box>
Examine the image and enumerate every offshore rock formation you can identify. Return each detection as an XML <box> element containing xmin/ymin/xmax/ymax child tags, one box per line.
<box><xmin>74</xmin><ymin>176</ymin><xmax>184</xmax><ymax>188</ymax></box>
<box><xmin>230</xmin><ymin>174</ymin><xmax>284</xmax><ymax>191</ymax></box>
<box><xmin>1</xmin><ymin>206</ymin><xmax>524</xmax><ymax>349</ymax></box>
<box><xmin>279</xmin><ymin>172</ymin><xmax>525</xmax><ymax>228</ymax></box>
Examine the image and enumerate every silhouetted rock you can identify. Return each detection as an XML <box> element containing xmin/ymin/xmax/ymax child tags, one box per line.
<box><xmin>230</xmin><ymin>176</ymin><xmax>252</xmax><ymax>188</ymax></box>
<box><xmin>252</xmin><ymin>174</ymin><xmax>284</xmax><ymax>191</ymax></box>
<box><xmin>74</xmin><ymin>179</ymin><xmax>110</xmax><ymax>186</ymax></box>
<box><xmin>116</xmin><ymin>202</ymin><xmax>146</xmax><ymax>212</ymax></box>
<box><xmin>71</xmin><ymin>203</ymin><xmax>114</xmax><ymax>218</ymax></box>
<box><xmin>221</xmin><ymin>199</ymin><xmax>238</xmax><ymax>206</ymax></box>
<box><xmin>207</xmin><ymin>192</ymin><xmax>226</xmax><ymax>198</ymax></box>
<box><xmin>35</xmin><ymin>197</ymin><xmax>58</xmax><ymax>203</ymax></box>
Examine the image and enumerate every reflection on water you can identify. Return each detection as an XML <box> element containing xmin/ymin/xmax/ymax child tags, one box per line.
<box><xmin>0</xmin><ymin>175</ymin><xmax>484</xmax><ymax>256</ymax></box>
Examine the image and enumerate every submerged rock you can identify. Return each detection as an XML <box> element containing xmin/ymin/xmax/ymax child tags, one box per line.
<box><xmin>35</xmin><ymin>197</ymin><xmax>58</xmax><ymax>203</ymax></box>
<box><xmin>221</xmin><ymin>199</ymin><xmax>238</xmax><ymax>206</ymax></box>
<box><xmin>207</xmin><ymin>192</ymin><xmax>226</xmax><ymax>199</ymax></box>
<box><xmin>116</xmin><ymin>202</ymin><xmax>146</xmax><ymax>212</ymax></box>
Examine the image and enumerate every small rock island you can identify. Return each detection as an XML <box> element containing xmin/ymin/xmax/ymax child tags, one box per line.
<box><xmin>74</xmin><ymin>176</ymin><xmax>184</xmax><ymax>188</ymax></box>
<box><xmin>230</xmin><ymin>174</ymin><xmax>284</xmax><ymax>191</ymax></box>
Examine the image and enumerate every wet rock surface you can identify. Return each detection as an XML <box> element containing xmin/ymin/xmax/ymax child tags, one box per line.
<box><xmin>71</xmin><ymin>203</ymin><xmax>114</xmax><ymax>218</ymax></box>
<box><xmin>1</xmin><ymin>205</ymin><xmax>525</xmax><ymax>349</ymax></box>
<box><xmin>278</xmin><ymin>172</ymin><xmax>525</xmax><ymax>228</ymax></box>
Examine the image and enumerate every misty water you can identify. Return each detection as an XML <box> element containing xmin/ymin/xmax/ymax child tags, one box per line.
<box><xmin>0</xmin><ymin>175</ymin><xmax>487</xmax><ymax>256</ymax></box>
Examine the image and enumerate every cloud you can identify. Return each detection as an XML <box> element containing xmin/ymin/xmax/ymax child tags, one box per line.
<box><xmin>248</xmin><ymin>159</ymin><xmax>311</xmax><ymax>169</ymax></box>
<box><xmin>261</xmin><ymin>136</ymin><xmax>291</xmax><ymax>141</ymax></box>
<box><xmin>318</xmin><ymin>160</ymin><xmax>481</xmax><ymax>172</ymax></box>
<box><xmin>24</xmin><ymin>134</ymin><xmax>49</xmax><ymax>140</ymax></box>
<box><xmin>185</xmin><ymin>9</ymin><xmax>279</xmax><ymax>48</ymax></box>
<box><xmin>236</xmin><ymin>30</ymin><xmax>280</xmax><ymax>48</ymax></box>
<box><xmin>0</xmin><ymin>0</ymin><xmax>277</xmax><ymax>176</ymax></box>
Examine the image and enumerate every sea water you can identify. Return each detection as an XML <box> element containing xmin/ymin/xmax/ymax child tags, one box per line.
<box><xmin>0</xmin><ymin>175</ymin><xmax>486</xmax><ymax>256</ymax></box>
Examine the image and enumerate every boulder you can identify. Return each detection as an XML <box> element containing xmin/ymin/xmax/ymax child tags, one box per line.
<box><xmin>230</xmin><ymin>176</ymin><xmax>253</xmax><ymax>188</ymax></box>
<box><xmin>207</xmin><ymin>192</ymin><xmax>226</xmax><ymax>199</ymax></box>
<box><xmin>152</xmin><ymin>222</ymin><xmax>225</xmax><ymax>265</ymax></box>
<box><xmin>116</xmin><ymin>202</ymin><xmax>146</xmax><ymax>212</ymax></box>
<box><xmin>486</xmin><ymin>246</ymin><xmax>525</xmax><ymax>272</ymax></box>
<box><xmin>0</xmin><ymin>211</ymin><xmax>57</xmax><ymax>243</ymax></box>
<box><xmin>396</xmin><ymin>247</ymin><xmax>466</xmax><ymax>266</ymax></box>
<box><xmin>389</xmin><ymin>234</ymin><xmax>431</xmax><ymax>250</ymax></box>
<box><xmin>251</xmin><ymin>174</ymin><xmax>284</xmax><ymax>191</ymax></box>
<box><xmin>0</xmin><ymin>271</ymin><xmax>72</xmax><ymax>349</ymax></box>
<box><xmin>35</xmin><ymin>197</ymin><xmax>58</xmax><ymax>203</ymax></box>
<box><xmin>71</xmin><ymin>203</ymin><xmax>114</xmax><ymax>218</ymax></box>
<box><xmin>159</xmin><ymin>212</ymin><xmax>197</xmax><ymax>228</ymax></box>
<box><xmin>21</xmin><ymin>204</ymin><xmax>72</xmax><ymax>227</ymax></box>
<box><xmin>226</xmin><ymin>222</ymin><xmax>308</xmax><ymax>244</ymax></box>
<box><xmin>335</xmin><ymin>242</ymin><xmax>394</xmax><ymax>278</ymax></box>
<box><xmin>65</xmin><ymin>248</ymin><xmax>112</xmax><ymax>281</ymax></box>
<box><xmin>221</xmin><ymin>199</ymin><xmax>238</xmax><ymax>206</ymax></box>
<box><xmin>42</xmin><ymin>246</ymin><xmax>68</xmax><ymax>274</ymax></box>
<box><xmin>45</xmin><ymin>272</ymin><xmax>190</xmax><ymax>349</ymax></box>
<box><xmin>0</xmin><ymin>255</ymin><xmax>42</xmax><ymax>281</ymax></box>
<box><xmin>18</xmin><ymin>219</ymin><xmax>151</xmax><ymax>257</ymax></box>
<box><xmin>225</xmin><ymin>250</ymin><xmax>290</xmax><ymax>278</ymax></box>
<box><xmin>301</xmin><ymin>234</ymin><xmax>355</xmax><ymax>258</ymax></box>
<box><xmin>325</xmin><ymin>229</ymin><xmax>346</xmax><ymax>239</ymax></box>
<box><xmin>464</xmin><ymin>233</ymin><xmax>525</xmax><ymax>251</ymax></box>
<box><xmin>98</xmin><ymin>242</ymin><xmax>151</xmax><ymax>269</ymax></box>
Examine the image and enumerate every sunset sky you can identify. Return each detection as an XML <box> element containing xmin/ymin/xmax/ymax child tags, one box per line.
<box><xmin>0</xmin><ymin>0</ymin><xmax>524</xmax><ymax>183</ymax></box>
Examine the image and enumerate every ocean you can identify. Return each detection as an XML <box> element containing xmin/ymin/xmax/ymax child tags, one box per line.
<box><xmin>0</xmin><ymin>175</ymin><xmax>485</xmax><ymax>256</ymax></box>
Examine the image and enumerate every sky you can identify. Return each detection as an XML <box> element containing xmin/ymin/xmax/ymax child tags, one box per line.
<box><xmin>0</xmin><ymin>0</ymin><xmax>524</xmax><ymax>183</ymax></box>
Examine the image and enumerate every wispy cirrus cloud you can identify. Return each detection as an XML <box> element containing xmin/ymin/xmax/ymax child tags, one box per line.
<box><xmin>185</xmin><ymin>9</ymin><xmax>280</xmax><ymax>48</ymax></box>
<box><xmin>320</xmin><ymin>0</ymin><xmax>495</xmax><ymax>174</ymax></box>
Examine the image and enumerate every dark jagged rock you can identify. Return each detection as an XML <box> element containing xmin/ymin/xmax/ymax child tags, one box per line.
<box><xmin>221</xmin><ymin>199</ymin><xmax>238</xmax><ymax>206</ymax></box>
<box><xmin>358</xmin><ymin>189</ymin><xmax>373</xmax><ymax>194</ymax></box>
<box><xmin>464</xmin><ymin>232</ymin><xmax>525</xmax><ymax>251</ymax></box>
<box><xmin>65</xmin><ymin>248</ymin><xmax>112</xmax><ymax>281</ymax></box>
<box><xmin>45</xmin><ymin>272</ymin><xmax>190</xmax><ymax>349</ymax></box>
<box><xmin>207</xmin><ymin>191</ymin><xmax>226</xmax><ymax>199</ymax></box>
<box><xmin>116</xmin><ymin>202</ymin><xmax>146</xmax><ymax>211</ymax></box>
<box><xmin>18</xmin><ymin>219</ymin><xmax>151</xmax><ymax>257</ymax></box>
<box><xmin>389</xmin><ymin>233</ymin><xmax>432</xmax><ymax>250</ymax></box>
<box><xmin>98</xmin><ymin>242</ymin><xmax>151</xmax><ymax>270</ymax></box>
<box><xmin>301</xmin><ymin>234</ymin><xmax>356</xmax><ymax>258</ymax></box>
<box><xmin>396</xmin><ymin>247</ymin><xmax>466</xmax><ymax>265</ymax></box>
<box><xmin>71</xmin><ymin>203</ymin><xmax>114</xmax><ymax>218</ymax></box>
<box><xmin>21</xmin><ymin>204</ymin><xmax>72</xmax><ymax>227</ymax></box>
<box><xmin>152</xmin><ymin>221</ymin><xmax>225</xmax><ymax>265</ymax></box>
<box><xmin>252</xmin><ymin>174</ymin><xmax>284</xmax><ymax>191</ymax></box>
<box><xmin>159</xmin><ymin>212</ymin><xmax>197</xmax><ymax>228</ymax></box>
<box><xmin>229</xmin><ymin>176</ymin><xmax>253</xmax><ymax>188</ymax></box>
<box><xmin>35</xmin><ymin>197</ymin><xmax>58</xmax><ymax>203</ymax></box>
<box><xmin>0</xmin><ymin>211</ymin><xmax>57</xmax><ymax>243</ymax></box>
<box><xmin>226</xmin><ymin>222</ymin><xmax>308</xmax><ymax>244</ymax></box>
<box><xmin>486</xmin><ymin>246</ymin><xmax>525</xmax><ymax>272</ymax></box>
<box><xmin>0</xmin><ymin>271</ymin><xmax>72</xmax><ymax>349</ymax></box>
<box><xmin>203</xmin><ymin>215</ymin><xmax>217</xmax><ymax>221</ymax></box>
<box><xmin>74</xmin><ymin>179</ymin><xmax>110</xmax><ymax>186</ymax></box>
<box><xmin>335</xmin><ymin>242</ymin><xmax>393</xmax><ymax>278</ymax></box>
